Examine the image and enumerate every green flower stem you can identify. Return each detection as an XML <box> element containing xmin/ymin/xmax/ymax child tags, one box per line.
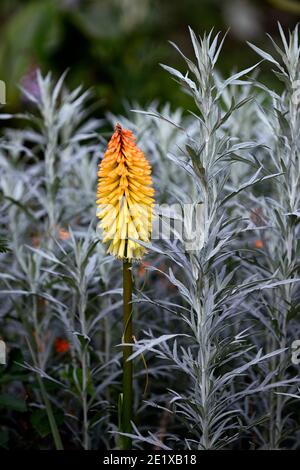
<box><xmin>37</xmin><ymin>375</ymin><xmax>64</xmax><ymax>450</ymax></box>
<box><xmin>30</xmin><ymin>296</ymin><xmax>63</xmax><ymax>450</ymax></box>
<box><xmin>121</xmin><ymin>259</ymin><xmax>133</xmax><ymax>450</ymax></box>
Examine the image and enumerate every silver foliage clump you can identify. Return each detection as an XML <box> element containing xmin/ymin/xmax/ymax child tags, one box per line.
<box><xmin>0</xmin><ymin>26</ymin><xmax>299</xmax><ymax>450</ymax></box>
<box><xmin>0</xmin><ymin>72</ymin><xmax>120</xmax><ymax>449</ymax></box>
<box><xmin>126</xmin><ymin>26</ymin><xmax>300</xmax><ymax>449</ymax></box>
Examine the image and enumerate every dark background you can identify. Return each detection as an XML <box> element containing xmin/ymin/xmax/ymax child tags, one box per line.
<box><xmin>0</xmin><ymin>0</ymin><xmax>300</xmax><ymax>114</ymax></box>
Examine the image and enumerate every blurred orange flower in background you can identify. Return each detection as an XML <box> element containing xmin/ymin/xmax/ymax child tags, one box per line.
<box><xmin>254</xmin><ymin>239</ymin><xmax>264</xmax><ymax>249</ymax></box>
<box><xmin>58</xmin><ymin>228</ymin><xmax>70</xmax><ymax>241</ymax></box>
<box><xmin>54</xmin><ymin>338</ymin><xmax>70</xmax><ymax>354</ymax></box>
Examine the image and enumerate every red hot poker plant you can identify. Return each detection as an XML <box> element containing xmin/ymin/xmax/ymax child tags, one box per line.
<box><xmin>96</xmin><ymin>124</ymin><xmax>155</xmax><ymax>449</ymax></box>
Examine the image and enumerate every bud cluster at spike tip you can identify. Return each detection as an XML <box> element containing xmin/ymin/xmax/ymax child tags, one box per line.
<box><xmin>96</xmin><ymin>123</ymin><xmax>155</xmax><ymax>260</ymax></box>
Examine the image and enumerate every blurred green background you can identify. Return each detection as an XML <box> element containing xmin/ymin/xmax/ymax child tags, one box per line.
<box><xmin>0</xmin><ymin>0</ymin><xmax>300</xmax><ymax>114</ymax></box>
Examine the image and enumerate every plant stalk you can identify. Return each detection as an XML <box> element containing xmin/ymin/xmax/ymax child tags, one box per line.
<box><xmin>31</xmin><ymin>296</ymin><xmax>63</xmax><ymax>450</ymax></box>
<box><xmin>121</xmin><ymin>259</ymin><xmax>133</xmax><ymax>449</ymax></box>
<box><xmin>37</xmin><ymin>375</ymin><xmax>64</xmax><ymax>450</ymax></box>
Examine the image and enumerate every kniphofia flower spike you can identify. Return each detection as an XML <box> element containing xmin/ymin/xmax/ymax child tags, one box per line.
<box><xmin>96</xmin><ymin>124</ymin><xmax>154</xmax><ymax>259</ymax></box>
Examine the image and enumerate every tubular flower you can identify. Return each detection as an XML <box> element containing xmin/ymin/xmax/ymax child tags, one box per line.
<box><xmin>96</xmin><ymin>123</ymin><xmax>155</xmax><ymax>259</ymax></box>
